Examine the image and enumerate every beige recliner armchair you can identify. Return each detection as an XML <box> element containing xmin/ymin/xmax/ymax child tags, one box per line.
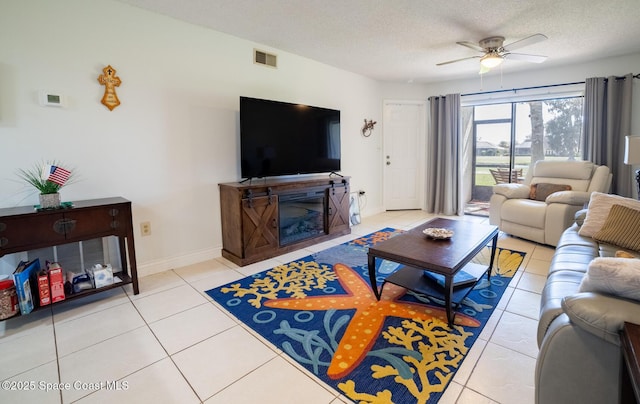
<box><xmin>489</xmin><ymin>160</ymin><xmax>611</xmax><ymax>246</ymax></box>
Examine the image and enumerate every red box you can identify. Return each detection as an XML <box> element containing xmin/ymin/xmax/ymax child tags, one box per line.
<box><xmin>37</xmin><ymin>271</ymin><xmax>51</xmax><ymax>306</ymax></box>
<box><xmin>48</xmin><ymin>263</ymin><xmax>65</xmax><ymax>303</ymax></box>
<box><xmin>0</xmin><ymin>279</ymin><xmax>19</xmax><ymax>319</ymax></box>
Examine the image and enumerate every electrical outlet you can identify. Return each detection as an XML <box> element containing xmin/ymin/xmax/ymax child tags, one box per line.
<box><xmin>140</xmin><ymin>221</ymin><xmax>151</xmax><ymax>236</ymax></box>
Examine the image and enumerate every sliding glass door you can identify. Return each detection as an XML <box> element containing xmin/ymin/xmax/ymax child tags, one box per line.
<box><xmin>464</xmin><ymin>97</ymin><xmax>584</xmax><ymax>215</ymax></box>
<box><xmin>472</xmin><ymin>104</ymin><xmax>512</xmax><ymax>201</ymax></box>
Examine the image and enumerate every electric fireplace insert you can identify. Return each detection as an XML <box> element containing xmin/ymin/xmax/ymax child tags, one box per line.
<box><xmin>278</xmin><ymin>191</ymin><xmax>325</xmax><ymax>246</ymax></box>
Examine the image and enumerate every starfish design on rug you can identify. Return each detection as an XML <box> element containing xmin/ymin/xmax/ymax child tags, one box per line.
<box><xmin>264</xmin><ymin>263</ymin><xmax>480</xmax><ymax>379</ymax></box>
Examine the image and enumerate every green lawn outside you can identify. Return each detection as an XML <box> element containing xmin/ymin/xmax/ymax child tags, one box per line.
<box><xmin>475</xmin><ymin>156</ymin><xmax>533</xmax><ymax>165</ymax></box>
<box><xmin>474</xmin><ymin>156</ymin><xmax>572</xmax><ymax>186</ymax></box>
<box><xmin>476</xmin><ymin>173</ymin><xmax>495</xmax><ymax>186</ymax></box>
<box><xmin>475</xmin><ymin>156</ymin><xmax>571</xmax><ymax>165</ymax></box>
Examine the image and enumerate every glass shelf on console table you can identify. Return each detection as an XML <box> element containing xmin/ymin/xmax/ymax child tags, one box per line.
<box><xmin>0</xmin><ymin>197</ymin><xmax>139</xmax><ymax>315</ymax></box>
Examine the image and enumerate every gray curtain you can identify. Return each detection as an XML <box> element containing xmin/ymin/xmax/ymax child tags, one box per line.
<box><xmin>583</xmin><ymin>74</ymin><xmax>633</xmax><ymax>197</ymax></box>
<box><xmin>426</xmin><ymin>94</ymin><xmax>462</xmax><ymax>215</ymax></box>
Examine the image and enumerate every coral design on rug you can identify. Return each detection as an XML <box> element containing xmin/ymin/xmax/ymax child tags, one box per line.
<box><xmin>208</xmin><ymin>228</ymin><xmax>525</xmax><ymax>403</ymax></box>
<box><xmin>264</xmin><ymin>262</ymin><xmax>479</xmax><ymax>379</ymax></box>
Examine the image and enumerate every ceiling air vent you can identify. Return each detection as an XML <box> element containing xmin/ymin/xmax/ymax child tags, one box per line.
<box><xmin>254</xmin><ymin>49</ymin><xmax>277</xmax><ymax>68</ymax></box>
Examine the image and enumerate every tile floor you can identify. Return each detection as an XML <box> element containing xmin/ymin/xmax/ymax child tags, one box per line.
<box><xmin>0</xmin><ymin>210</ymin><xmax>554</xmax><ymax>403</ymax></box>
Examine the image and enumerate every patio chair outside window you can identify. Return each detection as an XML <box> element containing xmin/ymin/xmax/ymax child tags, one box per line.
<box><xmin>490</xmin><ymin>168</ymin><xmax>523</xmax><ymax>184</ymax></box>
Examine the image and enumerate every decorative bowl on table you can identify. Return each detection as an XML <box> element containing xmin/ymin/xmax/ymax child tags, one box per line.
<box><xmin>423</xmin><ymin>228</ymin><xmax>454</xmax><ymax>240</ymax></box>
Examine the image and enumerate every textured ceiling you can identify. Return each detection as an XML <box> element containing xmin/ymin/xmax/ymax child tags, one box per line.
<box><xmin>118</xmin><ymin>0</ymin><xmax>640</xmax><ymax>83</ymax></box>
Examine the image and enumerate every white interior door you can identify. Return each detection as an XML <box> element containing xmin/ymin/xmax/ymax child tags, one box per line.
<box><xmin>383</xmin><ymin>101</ymin><xmax>425</xmax><ymax>210</ymax></box>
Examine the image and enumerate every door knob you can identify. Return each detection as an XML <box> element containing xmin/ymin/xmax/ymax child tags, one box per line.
<box><xmin>386</xmin><ymin>161</ymin><xmax>391</xmax><ymax>165</ymax></box>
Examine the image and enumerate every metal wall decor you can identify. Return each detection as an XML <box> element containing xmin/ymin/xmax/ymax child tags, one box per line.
<box><xmin>361</xmin><ymin>119</ymin><xmax>377</xmax><ymax>137</ymax></box>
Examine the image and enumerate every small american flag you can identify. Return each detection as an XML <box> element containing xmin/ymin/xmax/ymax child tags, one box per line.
<box><xmin>47</xmin><ymin>165</ymin><xmax>71</xmax><ymax>186</ymax></box>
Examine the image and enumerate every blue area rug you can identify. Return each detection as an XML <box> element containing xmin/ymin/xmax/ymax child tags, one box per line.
<box><xmin>207</xmin><ymin>228</ymin><xmax>525</xmax><ymax>403</ymax></box>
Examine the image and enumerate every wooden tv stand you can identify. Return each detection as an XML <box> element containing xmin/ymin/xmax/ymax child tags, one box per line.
<box><xmin>219</xmin><ymin>176</ymin><xmax>351</xmax><ymax>266</ymax></box>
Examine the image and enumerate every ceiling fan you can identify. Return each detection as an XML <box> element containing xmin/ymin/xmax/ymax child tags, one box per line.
<box><xmin>437</xmin><ymin>33</ymin><xmax>548</xmax><ymax>74</ymax></box>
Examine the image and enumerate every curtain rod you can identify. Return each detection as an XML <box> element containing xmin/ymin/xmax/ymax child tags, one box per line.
<box><xmin>461</xmin><ymin>73</ymin><xmax>639</xmax><ymax>97</ymax></box>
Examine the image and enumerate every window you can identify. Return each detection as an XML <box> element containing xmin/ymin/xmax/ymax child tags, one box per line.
<box><xmin>462</xmin><ymin>94</ymin><xmax>584</xmax><ymax>211</ymax></box>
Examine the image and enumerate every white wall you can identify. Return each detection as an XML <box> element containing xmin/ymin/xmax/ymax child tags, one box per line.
<box><xmin>0</xmin><ymin>0</ymin><xmax>385</xmax><ymax>276</ymax></box>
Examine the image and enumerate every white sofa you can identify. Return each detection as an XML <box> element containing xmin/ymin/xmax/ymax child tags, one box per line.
<box><xmin>489</xmin><ymin>160</ymin><xmax>611</xmax><ymax>246</ymax></box>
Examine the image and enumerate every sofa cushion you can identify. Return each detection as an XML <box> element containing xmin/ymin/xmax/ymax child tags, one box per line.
<box><xmin>578</xmin><ymin>192</ymin><xmax>640</xmax><ymax>237</ymax></box>
<box><xmin>492</xmin><ymin>183</ymin><xmax>530</xmax><ymax>199</ymax></box>
<box><xmin>574</xmin><ymin>209</ymin><xmax>588</xmax><ymax>226</ymax></box>
<box><xmin>501</xmin><ymin>198</ymin><xmax>546</xmax><ymax>228</ymax></box>
<box><xmin>593</xmin><ymin>204</ymin><xmax>640</xmax><ymax>251</ymax></box>
<box><xmin>529</xmin><ymin>183</ymin><xmax>572</xmax><ymax>201</ymax></box>
<box><xmin>529</xmin><ymin>161</ymin><xmax>594</xmax><ymax>192</ymax></box>
<box><xmin>587</xmin><ymin>165</ymin><xmax>613</xmax><ymax>193</ymax></box>
<box><xmin>579</xmin><ymin>257</ymin><xmax>640</xmax><ymax>301</ymax></box>
<box><xmin>532</xmin><ymin>160</ymin><xmax>593</xmax><ymax>179</ymax></box>
<box><xmin>616</xmin><ymin>250</ymin><xmax>639</xmax><ymax>258</ymax></box>
<box><xmin>555</xmin><ymin>223</ymin><xmax>598</xmax><ymax>250</ymax></box>
<box><xmin>562</xmin><ymin>293</ymin><xmax>640</xmax><ymax>345</ymax></box>
<box><xmin>545</xmin><ymin>190</ymin><xmax>591</xmax><ymax>206</ymax></box>
<box><xmin>548</xmin><ymin>250</ymin><xmax>596</xmax><ymax>275</ymax></box>
<box><xmin>600</xmin><ymin>243</ymin><xmax>627</xmax><ymax>258</ymax></box>
<box><xmin>538</xmin><ymin>269</ymin><xmax>587</xmax><ymax>345</ymax></box>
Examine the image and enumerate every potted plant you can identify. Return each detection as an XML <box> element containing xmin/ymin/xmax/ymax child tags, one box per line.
<box><xmin>17</xmin><ymin>161</ymin><xmax>74</xmax><ymax>209</ymax></box>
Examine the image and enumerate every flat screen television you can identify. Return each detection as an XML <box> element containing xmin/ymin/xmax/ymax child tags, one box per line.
<box><xmin>240</xmin><ymin>96</ymin><xmax>341</xmax><ymax>179</ymax></box>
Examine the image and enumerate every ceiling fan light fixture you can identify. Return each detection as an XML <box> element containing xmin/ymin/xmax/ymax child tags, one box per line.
<box><xmin>480</xmin><ymin>52</ymin><xmax>503</xmax><ymax>69</ymax></box>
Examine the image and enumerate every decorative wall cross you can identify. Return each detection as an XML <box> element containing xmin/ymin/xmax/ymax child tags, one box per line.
<box><xmin>97</xmin><ymin>65</ymin><xmax>121</xmax><ymax>111</ymax></box>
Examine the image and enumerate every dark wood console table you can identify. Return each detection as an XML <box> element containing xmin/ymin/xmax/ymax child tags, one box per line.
<box><xmin>219</xmin><ymin>176</ymin><xmax>351</xmax><ymax>266</ymax></box>
<box><xmin>0</xmin><ymin>197</ymin><xmax>139</xmax><ymax>310</ymax></box>
<box><xmin>621</xmin><ymin>322</ymin><xmax>640</xmax><ymax>404</ymax></box>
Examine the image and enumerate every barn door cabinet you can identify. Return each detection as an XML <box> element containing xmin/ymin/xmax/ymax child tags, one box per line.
<box><xmin>219</xmin><ymin>176</ymin><xmax>351</xmax><ymax>266</ymax></box>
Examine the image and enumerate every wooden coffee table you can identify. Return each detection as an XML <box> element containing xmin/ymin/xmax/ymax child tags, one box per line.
<box><xmin>367</xmin><ymin>217</ymin><xmax>498</xmax><ymax>326</ymax></box>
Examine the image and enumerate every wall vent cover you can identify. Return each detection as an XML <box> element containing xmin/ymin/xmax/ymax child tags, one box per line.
<box><xmin>254</xmin><ymin>49</ymin><xmax>277</xmax><ymax>68</ymax></box>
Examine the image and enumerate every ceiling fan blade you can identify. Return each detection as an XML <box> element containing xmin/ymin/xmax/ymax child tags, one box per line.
<box><xmin>456</xmin><ymin>41</ymin><xmax>485</xmax><ymax>52</ymax></box>
<box><xmin>436</xmin><ymin>55</ymin><xmax>481</xmax><ymax>66</ymax></box>
<box><xmin>505</xmin><ymin>52</ymin><xmax>547</xmax><ymax>63</ymax></box>
<box><xmin>503</xmin><ymin>33</ymin><xmax>548</xmax><ymax>52</ymax></box>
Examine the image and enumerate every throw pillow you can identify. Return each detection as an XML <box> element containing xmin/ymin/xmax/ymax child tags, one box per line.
<box><xmin>593</xmin><ymin>204</ymin><xmax>640</xmax><ymax>251</ymax></box>
<box><xmin>616</xmin><ymin>250</ymin><xmax>638</xmax><ymax>258</ymax></box>
<box><xmin>579</xmin><ymin>257</ymin><xmax>640</xmax><ymax>301</ymax></box>
<box><xmin>529</xmin><ymin>183</ymin><xmax>572</xmax><ymax>201</ymax></box>
<box><xmin>579</xmin><ymin>192</ymin><xmax>640</xmax><ymax>238</ymax></box>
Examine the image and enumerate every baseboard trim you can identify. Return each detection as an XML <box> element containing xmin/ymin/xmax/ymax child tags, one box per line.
<box><xmin>136</xmin><ymin>246</ymin><xmax>222</xmax><ymax>278</ymax></box>
<box><xmin>137</xmin><ymin>208</ymin><xmax>385</xmax><ymax>278</ymax></box>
